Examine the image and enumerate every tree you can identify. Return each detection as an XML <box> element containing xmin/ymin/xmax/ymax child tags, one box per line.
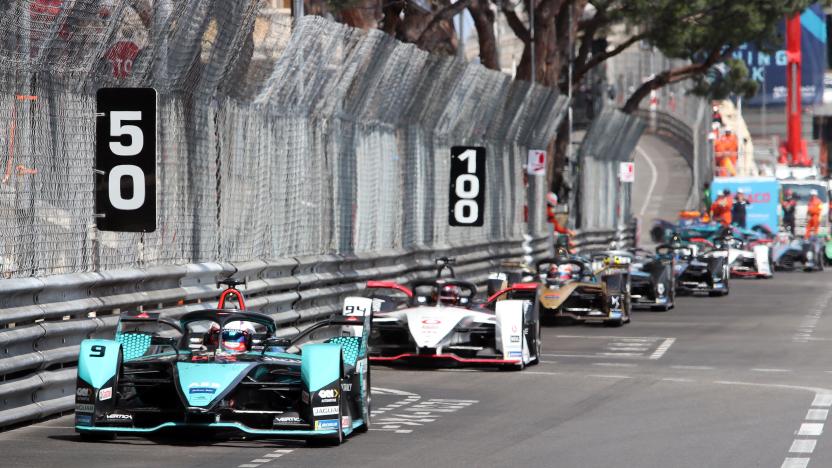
<box><xmin>570</xmin><ymin>0</ymin><xmax>818</xmax><ymax>112</ymax></box>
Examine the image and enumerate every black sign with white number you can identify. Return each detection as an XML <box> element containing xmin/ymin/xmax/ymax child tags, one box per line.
<box><xmin>95</xmin><ymin>88</ymin><xmax>156</xmax><ymax>232</ymax></box>
<box><xmin>449</xmin><ymin>146</ymin><xmax>485</xmax><ymax>227</ymax></box>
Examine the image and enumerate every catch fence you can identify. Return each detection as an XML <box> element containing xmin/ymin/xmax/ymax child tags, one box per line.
<box><xmin>0</xmin><ymin>2</ymin><xmax>566</xmax><ymax>278</ymax></box>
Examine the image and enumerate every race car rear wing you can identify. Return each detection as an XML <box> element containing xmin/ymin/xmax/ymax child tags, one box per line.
<box><xmin>485</xmin><ymin>282</ymin><xmax>538</xmax><ymax>304</ymax></box>
<box><xmin>366</xmin><ymin>280</ymin><xmax>413</xmax><ymax>298</ymax></box>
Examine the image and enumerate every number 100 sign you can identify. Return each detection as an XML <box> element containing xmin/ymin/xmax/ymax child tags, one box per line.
<box><xmin>449</xmin><ymin>146</ymin><xmax>485</xmax><ymax>227</ymax></box>
<box><xmin>95</xmin><ymin>88</ymin><xmax>156</xmax><ymax>232</ymax></box>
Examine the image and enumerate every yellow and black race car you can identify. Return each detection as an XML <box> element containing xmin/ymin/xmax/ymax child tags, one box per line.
<box><xmin>535</xmin><ymin>252</ymin><xmax>632</xmax><ymax>327</ymax></box>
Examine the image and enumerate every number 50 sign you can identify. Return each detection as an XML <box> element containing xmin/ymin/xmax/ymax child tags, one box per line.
<box><xmin>449</xmin><ymin>146</ymin><xmax>485</xmax><ymax>227</ymax></box>
<box><xmin>95</xmin><ymin>88</ymin><xmax>156</xmax><ymax>232</ymax></box>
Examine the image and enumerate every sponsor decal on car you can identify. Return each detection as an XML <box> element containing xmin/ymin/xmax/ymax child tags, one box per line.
<box><xmin>312</xmin><ymin>406</ymin><xmax>340</xmax><ymax>416</ymax></box>
<box><xmin>76</xmin><ymin>387</ymin><xmax>91</xmax><ymax>399</ymax></box>
<box><xmin>341</xmin><ymin>383</ymin><xmax>352</xmax><ymax>392</ymax></box>
<box><xmin>314</xmin><ymin>419</ymin><xmax>339</xmax><ymax>431</ymax></box>
<box><xmin>75</xmin><ymin>404</ymin><xmax>95</xmax><ymax>413</ymax></box>
<box><xmin>75</xmin><ymin>414</ymin><xmax>92</xmax><ymax>426</ymax></box>
<box><xmin>273</xmin><ymin>415</ymin><xmax>304</xmax><ymax>424</ymax></box>
<box><xmin>421</xmin><ymin>318</ymin><xmax>442</xmax><ymax>325</ymax></box>
<box><xmin>189</xmin><ymin>387</ymin><xmax>217</xmax><ymax>394</ymax></box>
<box><xmin>98</xmin><ymin>387</ymin><xmax>112</xmax><ymax>401</ymax></box>
<box><xmin>341</xmin><ymin>415</ymin><xmax>352</xmax><ymax>428</ymax></box>
<box><xmin>508</xmin><ymin>351</ymin><xmax>522</xmax><ymax>358</ymax></box>
<box><xmin>104</xmin><ymin>413</ymin><xmax>133</xmax><ymax>422</ymax></box>
<box><xmin>510</xmin><ymin>335</ymin><xmax>521</xmax><ymax>343</ymax></box>
<box><xmin>317</xmin><ymin>389</ymin><xmax>339</xmax><ymax>399</ymax></box>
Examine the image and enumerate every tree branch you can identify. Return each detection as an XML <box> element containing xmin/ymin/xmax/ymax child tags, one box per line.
<box><xmin>502</xmin><ymin>3</ymin><xmax>530</xmax><ymax>43</ymax></box>
<box><xmin>416</xmin><ymin>0</ymin><xmax>473</xmax><ymax>44</ymax></box>
<box><xmin>575</xmin><ymin>32</ymin><xmax>645</xmax><ymax>80</ymax></box>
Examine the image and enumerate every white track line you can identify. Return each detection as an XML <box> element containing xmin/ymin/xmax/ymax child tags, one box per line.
<box><xmin>636</xmin><ymin>145</ymin><xmax>659</xmax><ymax>217</ymax></box>
<box><xmin>649</xmin><ymin>338</ymin><xmax>676</xmax><ymax>360</ymax></box>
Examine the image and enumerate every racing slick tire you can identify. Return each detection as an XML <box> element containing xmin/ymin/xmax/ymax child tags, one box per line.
<box><xmin>530</xmin><ymin>321</ymin><xmax>542</xmax><ymax>366</ymax></box>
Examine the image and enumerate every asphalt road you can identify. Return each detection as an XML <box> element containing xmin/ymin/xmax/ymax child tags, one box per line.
<box><xmin>633</xmin><ymin>133</ymin><xmax>693</xmax><ymax>247</ymax></box>
<box><xmin>4</xmin><ymin>271</ymin><xmax>832</xmax><ymax>468</ymax></box>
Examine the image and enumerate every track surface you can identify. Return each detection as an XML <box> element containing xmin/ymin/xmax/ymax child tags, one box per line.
<box><xmin>633</xmin><ymin>133</ymin><xmax>693</xmax><ymax>248</ymax></box>
<box><xmin>4</xmin><ymin>271</ymin><xmax>832</xmax><ymax>468</ymax></box>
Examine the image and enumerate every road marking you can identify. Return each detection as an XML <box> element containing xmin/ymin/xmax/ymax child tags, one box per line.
<box><xmin>661</xmin><ymin>377</ymin><xmax>694</xmax><ymax>382</ymax></box>
<box><xmin>552</xmin><ymin>335</ymin><xmax>665</xmax><ymax>340</ymax></box>
<box><xmin>789</xmin><ymin>440</ymin><xmax>817</xmax><ymax>454</ymax></box>
<box><xmin>782</xmin><ymin>458</ymin><xmax>810</xmax><ymax>468</ymax></box>
<box><xmin>671</xmin><ymin>365</ymin><xmax>714</xmax><ymax>370</ymax></box>
<box><xmin>798</xmin><ymin>423</ymin><xmax>824</xmax><ymax>436</ymax></box>
<box><xmin>793</xmin><ymin>290</ymin><xmax>832</xmax><ymax>343</ymax></box>
<box><xmin>593</xmin><ymin>362</ymin><xmax>638</xmax><ymax>367</ymax></box>
<box><xmin>812</xmin><ymin>394</ymin><xmax>832</xmax><ymax>407</ymax></box>
<box><xmin>587</xmin><ymin>374</ymin><xmax>632</xmax><ymax>379</ymax></box>
<box><xmin>240</xmin><ymin>448</ymin><xmax>294</xmax><ymax>467</ymax></box>
<box><xmin>649</xmin><ymin>338</ymin><xmax>676</xmax><ymax>360</ymax></box>
<box><xmin>372</xmin><ymin>399</ymin><xmax>477</xmax><ymax>433</ymax></box>
<box><xmin>751</xmin><ymin>368</ymin><xmax>792</xmax><ymax>373</ymax></box>
<box><xmin>636</xmin><ymin>145</ymin><xmax>659</xmax><ymax>217</ymax></box>
<box><xmin>807</xmin><ymin>409</ymin><xmax>828</xmax><ymax>421</ymax></box>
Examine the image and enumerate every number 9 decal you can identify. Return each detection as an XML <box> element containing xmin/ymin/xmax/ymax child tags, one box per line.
<box><xmin>89</xmin><ymin>345</ymin><xmax>106</xmax><ymax>358</ymax></box>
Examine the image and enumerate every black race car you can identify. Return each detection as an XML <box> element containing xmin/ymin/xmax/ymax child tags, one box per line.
<box><xmin>628</xmin><ymin>248</ymin><xmax>675</xmax><ymax>311</ymax></box>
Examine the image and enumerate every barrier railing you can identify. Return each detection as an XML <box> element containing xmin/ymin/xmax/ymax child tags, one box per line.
<box><xmin>571</xmin><ymin>223</ymin><xmax>638</xmax><ymax>253</ymax></box>
<box><xmin>0</xmin><ymin>236</ymin><xmax>552</xmax><ymax>429</ymax></box>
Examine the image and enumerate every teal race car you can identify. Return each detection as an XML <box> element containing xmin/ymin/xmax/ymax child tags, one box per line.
<box><xmin>74</xmin><ymin>284</ymin><xmax>372</xmax><ymax>446</ymax></box>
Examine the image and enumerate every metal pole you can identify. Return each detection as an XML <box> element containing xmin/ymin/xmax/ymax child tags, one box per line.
<box><xmin>458</xmin><ymin>12</ymin><xmax>465</xmax><ymax>59</ymax></box>
<box><xmin>566</xmin><ymin>4</ymin><xmax>572</xmax><ymax>165</ymax></box>
<box><xmin>292</xmin><ymin>0</ymin><xmax>304</xmax><ymax>18</ymax></box>
<box><xmin>530</xmin><ymin>0</ymin><xmax>535</xmax><ymax>82</ymax></box>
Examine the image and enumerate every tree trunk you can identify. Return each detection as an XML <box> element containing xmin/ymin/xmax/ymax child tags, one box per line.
<box><xmin>469</xmin><ymin>0</ymin><xmax>498</xmax><ymax>70</ymax></box>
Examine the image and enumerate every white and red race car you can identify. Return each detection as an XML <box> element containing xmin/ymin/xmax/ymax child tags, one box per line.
<box><xmin>361</xmin><ymin>278</ymin><xmax>540</xmax><ymax>370</ymax></box>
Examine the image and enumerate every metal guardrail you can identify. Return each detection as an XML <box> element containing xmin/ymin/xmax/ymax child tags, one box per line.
<box><xmin>571</xmin><ymin>223</ymin><xmax>638</xmax><ymax>253</ymax></box>
<box><xmin>0</xmin><ymin>236</ymin><xmax>552</xmax><ymax>429</ymax></box>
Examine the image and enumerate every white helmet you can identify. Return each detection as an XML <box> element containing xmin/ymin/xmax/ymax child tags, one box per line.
<box><xmin>811</xmin><ymin>189</ymin><xmax>819</xmax><ymax>196</ymax></box>
<box><xmin>221</xmin><ymin>321</ymin><xmax>256</xmax><ymax>352</ymax></box>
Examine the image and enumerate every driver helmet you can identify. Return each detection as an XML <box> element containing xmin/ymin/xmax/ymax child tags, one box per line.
<box><xmin>557</xmin><ymin>264</ymin><xmax>577</xmax><ymax>282</ymax></box>
<box><xmin>437</xmin><ymin>284</ymin><xmax>461</xmax><ymax>306</ymax></box>
<box><xmin>221</xmin><ymin>321</ymin><xmax>256</xmax><ymax>353</ymax></box>
<box><xmin>811</xmin><ymin>189</ymin><xmax>819</xmax><ymax>197</ymax></box>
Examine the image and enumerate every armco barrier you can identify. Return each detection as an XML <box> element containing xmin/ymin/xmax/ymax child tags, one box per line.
<box><xmin>571</xmin><ymin>223</ymin><xmax>638</xmax><ymax>253</ymax></box>
<box><xmin>0</xmin><ymin>236</ymin><xmax>552</xmax><ymax>429</ymax></box>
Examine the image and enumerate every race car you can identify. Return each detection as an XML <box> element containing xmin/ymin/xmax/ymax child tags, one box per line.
<box><xmin>771</xmin><ymin>232</ymin><xmax>825</xmax><ymax>272</ymax></box>
<box><xmin>366</xmin><ymin>273</ymin><xmax>540</xmax><ymax>370</ymax></box>
<box><xmin>535</xmin><ymin>252</ymin><xmax>632</xmax><ymax>326</ymax></box>
<box><xmin>708</xmin><ymin>236</ymin><xmax>773</xmax><ymax>278</ymax></box>
<box><xmin>627</xmin><ymin>248</ymin><xmax>675</xmax><ymax>311</ymax></box>
<box><xmin>666</xmin><ymin>242</ymin><xmax>730</xmax><ymax>296</ymax></box>
<box><xmin>75</xmin><ymin>281</ymin><xmax>371</xmax><ymax>446</ymax></box>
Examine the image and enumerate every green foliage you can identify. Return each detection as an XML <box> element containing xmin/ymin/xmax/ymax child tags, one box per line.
<box><xmin>689</xmin><ymin>59</ymin><xmax>759</xmax><ymax>99</ymax></box>
<box><xmin>620</xmin><ymin>0</ymin><xmax>818</xmax><ymax>58</ymax></box>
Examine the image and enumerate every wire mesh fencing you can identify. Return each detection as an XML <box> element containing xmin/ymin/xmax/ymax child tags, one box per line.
<box><xmin>0</xmin><ymin>2</ymin><xmax>566</xmax><ymax>278</ymax></box>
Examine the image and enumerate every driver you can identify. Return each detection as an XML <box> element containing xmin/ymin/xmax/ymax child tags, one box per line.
<box><xmin>221</xmin><ymin>321</ymin><xmax>256</xmax><ymax>352</ymax></box>
<box><xmin>436</xmin><ymin>284</ymin><xmax>462</xmax><ymax>306</ymax></box>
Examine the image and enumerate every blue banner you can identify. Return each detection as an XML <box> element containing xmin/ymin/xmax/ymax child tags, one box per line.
<box><xmin>710</xmin><ymin>177</ymin><xmax>780</xmax><ymax>231</ymax></box>
<box><xmin>734</xmin><ymin>4</ymin><xmax>827</xmax><ymax>106</ymax></box>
